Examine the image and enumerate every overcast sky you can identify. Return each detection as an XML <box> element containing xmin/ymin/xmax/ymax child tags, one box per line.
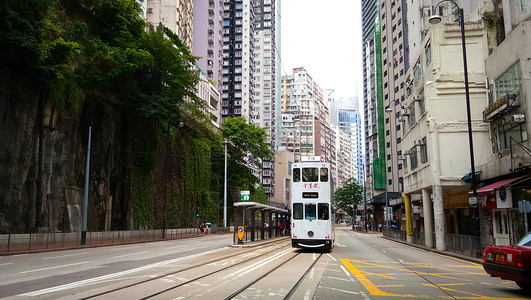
<box><xmin>280</xmin><ymin>0</ymin><xmax>363</xmax><ymax>101</ymax></box>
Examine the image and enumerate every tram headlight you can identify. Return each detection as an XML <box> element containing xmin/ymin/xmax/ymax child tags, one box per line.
<box><xmin>308</xmin><ymin>231</ymin><xmax>314</xmax><ymax>237</ymax></box>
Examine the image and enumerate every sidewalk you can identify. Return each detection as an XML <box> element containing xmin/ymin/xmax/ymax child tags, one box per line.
<box><xmin>357</xmin><ymin>230</ymin><xmax>483</xmax><ymax>264</ymax></box>
<box><xmin>229</xmin><ymin>235</ymin><xmax>291</xmax><ymax>248</ymax></box>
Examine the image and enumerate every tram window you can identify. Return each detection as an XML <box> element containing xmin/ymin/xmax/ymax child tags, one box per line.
<box><xmin>318</xmin><ymin>203</ymin><xmax>329</xmax><ymax>220</ymax></box>
<box><xmin>302</xmin><ymin>168</ymin><xmax>319</xmax><ymax>182</ymax></box>
<box><xmin>305</xmin><ymin>203</ymin><xmax>316</xmax><ymax>220</ymax></box>
<box><xmin>293</xmin><ymin>168</ymin><xmax>301</xmax><ymax>182</ymax></box>
<box><xmin>293</xmin><ymin>203</ymin><xmax>303</xmax><ymax>220</ymax></box>
<box><xmin>320</xmin><ymin>168</ymin><xmax>328</xmax><ymax>182</ymax></box>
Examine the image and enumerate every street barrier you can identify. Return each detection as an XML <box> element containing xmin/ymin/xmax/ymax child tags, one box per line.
<box><xmin>0</xmin><ymin>227</ymin><xmax>231</xmax><ymax>254</ymax></box>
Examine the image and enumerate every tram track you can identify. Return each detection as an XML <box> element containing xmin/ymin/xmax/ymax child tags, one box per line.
<box><xmin>76</xmin><ymin>239</ymin><xmax>291</xmax><ymax>299</ymax></box>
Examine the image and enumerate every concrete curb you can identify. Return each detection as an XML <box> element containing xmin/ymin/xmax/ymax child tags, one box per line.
<box><xmin>228</xmin><ymin>236</ymin><xmax>291</xmax><ymax>248</ymax></box>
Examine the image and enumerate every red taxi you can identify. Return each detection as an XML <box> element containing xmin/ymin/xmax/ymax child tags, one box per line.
<box><xmin>483</xmin><ymin>231</ymin><xmax>531</xmax><ymax>290</ymax></box>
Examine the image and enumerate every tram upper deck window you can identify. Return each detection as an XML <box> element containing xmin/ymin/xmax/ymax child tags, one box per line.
<box><xmin>302</xmin><ymin>168</ymin><xmax>319</xmax><ymax>182</ymax></box>
<box><xmin>293</xmin><ymin>203</ymin><xmax>303</xmax><ymax>220</ymax></box>
<box><xmin>293</xmin><ymin>168</ymin><xmax>301</xmax><ymax>182</ymax></box>
<box><xmin>320</xmin><ymin>168</ymin><xmax>328</xmax><ymax>182</ymax></box>
<box><xmin>318</xmin><ymin>203</ymin><xmax>329</xmax><ymax>220</ymax></box>
<box><xmin>305</xmin><ymin>203</ymin><xmax>316</xmax><ymax>220</ymax></box>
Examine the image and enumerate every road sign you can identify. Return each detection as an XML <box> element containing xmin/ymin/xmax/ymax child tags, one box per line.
<box><xmin>237</xmin><ymin>226</ymin><xmax>245</xmax><ymax>241</ymax></box>
<box><xmin>241</xmin><ymin>190</ymin><xmax>250</xmax><ymax>201</ymax></box>
<box><xmin>469</xmin><ymin>197</ymin><xmax>477</xmax><ymax>205</ymax></box>
<box><xmin>518</xmin><ymin>200</ymin><xmax>531</xmax><ymax>213</ymax></box>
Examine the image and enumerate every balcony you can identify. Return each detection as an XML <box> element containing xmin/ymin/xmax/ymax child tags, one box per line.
<box><xmin>483</xmin><ymin>92</ymin><xmax>520</xmax><ymax>122</ymax></box>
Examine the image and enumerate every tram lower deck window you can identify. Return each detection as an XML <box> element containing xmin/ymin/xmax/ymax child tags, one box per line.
<box><xmin>293</xmin><ymin>203</ymin><xmax>303</xmax><ymax>219</ymax></box>
<box><xmin>318</xmin><ymin>203</ymin><xmax>329</xmax><ymax>220</ymax></box>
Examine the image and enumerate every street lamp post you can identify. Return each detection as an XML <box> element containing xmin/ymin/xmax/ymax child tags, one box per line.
<box><xmin>429</xmin><ymin>0</ymin><xmax>477</xmax><ymax>199</ymax></box>
<box><xmin>223</xmin><ymin>138</ymin><xmax>228</xmax><ymax>228</ymax></box>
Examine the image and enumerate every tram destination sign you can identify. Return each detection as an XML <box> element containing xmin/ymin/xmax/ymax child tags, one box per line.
<box><xmin>302</xmin><ymin>192</ymin><xmax>319</xmax><ymax>198</ymax></box>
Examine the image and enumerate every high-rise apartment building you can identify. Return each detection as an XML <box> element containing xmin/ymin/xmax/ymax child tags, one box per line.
<box><xmin>146</xmin><ymin>0</ymin><xmax>194</xmax><ymax>49</ymax></box>
<box><xmin>330</xmin><ymin>96</ymin><xmax>364</xmax><ymax>185</ymax></box>
<box><xmin>363</xmin><ymin>0</ymin><xmax>409</xmax><ymax>226</ymax></box>
<box><xmin>362</xmin><ymin>0</ymin><xmax>383</xmax><ymax>208</ymax></box>
<box><xmin>281</xmin><ymin>68</ymin><xmax>339</xmax><ymax>190</ymax></box>
<box><xmin>145</xmin><ymin>0</ymin><xmax>221</xmax><ymax>125</ymax></box>
<box><xmin>222</xmin><ymin>0</ymin><xmax>279</xmax><ymax>199</ymax></box>
<box><xmin>193</xmin><ymin>0</ymin><xmax>224</xmax><ymax>93</ymax></box>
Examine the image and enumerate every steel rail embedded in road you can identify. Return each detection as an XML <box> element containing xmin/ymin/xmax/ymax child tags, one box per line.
<box><xmin>74</xmin><ymin>239</ymin><xmax>291</xmax><ymax>300</ymax></box>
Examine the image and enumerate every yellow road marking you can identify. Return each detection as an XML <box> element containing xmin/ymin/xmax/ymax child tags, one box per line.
<box><xmin>339</xmin><ymin>258</ymin><xmax>415</xmax><ymax>297</ymax></box>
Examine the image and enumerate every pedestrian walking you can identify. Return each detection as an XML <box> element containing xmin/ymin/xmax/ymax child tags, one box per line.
<box><xmin>199</xmin><ymin>223</ymin><xmax>206</xmax><ymax>236</ymax></box>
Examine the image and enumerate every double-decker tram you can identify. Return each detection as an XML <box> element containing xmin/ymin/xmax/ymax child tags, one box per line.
<box><xmin>290</xmin><ymin>161</ymin><xmax>335</xmax><ymax>250</ymax></box>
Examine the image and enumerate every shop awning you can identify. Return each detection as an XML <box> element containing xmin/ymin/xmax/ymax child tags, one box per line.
<box><xmin>472</xmin><ymin>175</ymin><xmax>527</xmax><ymax>195</ymax></box>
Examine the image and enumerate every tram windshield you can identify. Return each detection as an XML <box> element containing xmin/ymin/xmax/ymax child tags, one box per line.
<box><xmin>305</xmin><ymin>203</ymin><xmax>316</xmax><ymax>220</ymax></box>
<box><xmin>302</xmin><ymin>168</ymin><xmax>319</xmax><ymax>182</ymax></box>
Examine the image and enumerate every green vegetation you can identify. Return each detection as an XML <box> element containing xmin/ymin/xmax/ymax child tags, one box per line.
<box><xmin>334</xmin><ymin>178</ymin><xmax>364</xmax><ymax>217</ymax></box>
<box><xmin>0</xmin><ymin>0</ymin><xmax>273</xmax><ymax>231</ymax></box>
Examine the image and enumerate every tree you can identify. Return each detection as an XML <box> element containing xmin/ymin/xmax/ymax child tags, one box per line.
<box><xmin>334</xmin><ymin>178</ymin><xmax>364</xmax><ymax>217</ymax></box>
<box><xmin>221</xmin><ymin>117</ymin><xmax>272</xmax><ymax>206</ymax></box>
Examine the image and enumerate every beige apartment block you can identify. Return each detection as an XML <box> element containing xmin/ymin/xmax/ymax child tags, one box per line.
<box><xmin>402</xmin><ymin>18</ymin><xmax>490</xmax><ymax>250</ymax></box>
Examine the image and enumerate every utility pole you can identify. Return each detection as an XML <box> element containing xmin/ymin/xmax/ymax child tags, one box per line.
<box><xmin>81</xmin><ymin>127</ymin><xmax>92</xmax><ymax>245</ymax></box>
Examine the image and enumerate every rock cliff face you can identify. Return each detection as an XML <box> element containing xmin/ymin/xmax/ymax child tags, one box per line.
<box><xmin>0</xmin><ymin>78</ymin><xmax>131</xmax><ymax>233</ymax></box>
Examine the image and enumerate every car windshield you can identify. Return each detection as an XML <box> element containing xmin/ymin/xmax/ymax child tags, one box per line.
<box><xmin>517</xmin><ymin>231</ymin><xmax>531</xmax><ymax>246</ymax></box>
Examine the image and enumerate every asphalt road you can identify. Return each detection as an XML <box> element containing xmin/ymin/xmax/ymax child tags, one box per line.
<box><xmin>0</xmin><ymin>227</ymin><xmax>529</xmax><ymax>299</ymax></box>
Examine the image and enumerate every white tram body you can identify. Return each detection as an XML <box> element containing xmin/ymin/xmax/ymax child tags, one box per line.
<box><xmin>290</xmin><ymin>161</ymin><xmax>335</xmax><ymax>250</ymax></box>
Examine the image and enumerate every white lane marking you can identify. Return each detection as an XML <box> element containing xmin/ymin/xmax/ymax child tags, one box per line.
<box><xmin>323</xmin><ymin>275</ymin><xmax>351</xmax><ymax>282</ymax></box>
<box><xmin>335</xmin><ymin>242</ymin><xmax>347</xmax><ymax>247</ymax></box>
<box><xmin>223</xmin><ymin>248</ymin><xmax>293</xmax><ymax>279</ymax></box>
<box><xmin>310</xmin><ymin>266</ymin><xmax>315</xmax><ymax>279</ymax></box>
<box><xmin>20</xmin><ymin>261</ymin><xmax>89</xmax><ymax>274</ymax></box>
<box><xmin>14</xmin><ymin>254</ymin><xmax>28</xmax><ymax>257</ymax></box>
<box><xmin>304</xmin><ymin>288</ymin><xmax>311</xmax><ymax>300</ymax></box>
<box><xmin>398</xmin><ymin>259</ymin><xmax>404</xmax><ymax>263</ymax></box>
<box><xmin>20</xmin><ymin>248</ymin><xmax>226</xmax><ymax>296</ymax></box>
<box><xmin>43</xmin><ymin>252</ymin><xmax>90</xmax><ymax>260</ymax></box>
<box><xmin>164</xmin><ymin>246</ymin><xmax>188</xmax><ymax>250</ymax></box>
<box><xmin>0</xmin><ymin>262</ymin><xmax>14</xmax><ymax>266</ymax></box>
<box><xmin>108</xmin><ymin>245</ymin><xmax>141</xmax><ymax>251</ymax></box>
<box><xmin>326</xmin><ymin>253</ymin><xmax>337</xmax><ymax>261</ymax></box>
<box><xmin>321</xmin><ymin>286</ymin><xmax>360</xmax><ymax>294</ymax></box>
<box><xmin>111</xmin><ymin>251</ymin><xmax>150</xmax><ymax>259</ymax></box>
<box><xmin>340</xmin><ymin>264</ymin><xmax>351</xmax><ymax>277</ymax></box>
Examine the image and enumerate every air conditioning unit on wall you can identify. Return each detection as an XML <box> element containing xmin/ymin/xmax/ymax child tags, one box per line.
<box><xmin>511</xmin><ymin>114</ymin><xmax>525</xmax><ymax>123</ymax></box>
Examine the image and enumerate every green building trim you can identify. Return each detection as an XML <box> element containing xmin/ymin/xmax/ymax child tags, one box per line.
<box><xmin>372</xmin><ymin>12</ymin><xmax>386</xmax><ymax>191</ymax></box>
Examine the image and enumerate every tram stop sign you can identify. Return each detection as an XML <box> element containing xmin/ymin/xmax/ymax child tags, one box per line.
<box><xmin>241</xmin><ymin>190</ymin><xmax>250</xmax><ymax>201</ymax></box>
<box><xmin>237</xmin><ymin>226</ymin><xmax>245</xmax><ymax>241</ymax></box>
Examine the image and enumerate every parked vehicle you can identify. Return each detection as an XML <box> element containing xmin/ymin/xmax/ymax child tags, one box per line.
<box><xmin>483</xmin><ymin>231</ymin><xmax>531</xmax><ymax>290</ymax></box>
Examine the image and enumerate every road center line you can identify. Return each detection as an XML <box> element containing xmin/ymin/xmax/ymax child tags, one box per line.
<box><xmin>20</xmin><ymin>261</ymin><xmax>89</xmax><ymax>274</ymax></box>
<box><xmin>43</xmin><ymin>252</ymin><xmax>90</xmax><ymax>260</ymax></box>
<box><xmin>111</xmin><ymin>251</ymin><xmax>150</xmax><ymax>259</ymax></box>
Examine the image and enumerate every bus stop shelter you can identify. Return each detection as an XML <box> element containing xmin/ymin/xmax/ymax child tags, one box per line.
<box><xmin>233</xmin><ymin>202</ymin><xmax>289</xmax><ymax>244</ymax></box>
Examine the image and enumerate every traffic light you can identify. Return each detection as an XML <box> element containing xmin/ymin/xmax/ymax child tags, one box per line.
<box><xmin>196</xmin><ymin>207</ymin><xmax>201</xmax><ymax>217</ymax></box>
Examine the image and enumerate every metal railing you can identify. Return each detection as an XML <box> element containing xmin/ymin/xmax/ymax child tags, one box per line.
<box><xmin>382</xmin><ymin>228</ymin><xmax>482</xmax><ymax>258</ymax></box>
<box><xmin>0</xmin><ymin>227</ymin><xmax>231</xmax><ymax>254</ymax></box>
